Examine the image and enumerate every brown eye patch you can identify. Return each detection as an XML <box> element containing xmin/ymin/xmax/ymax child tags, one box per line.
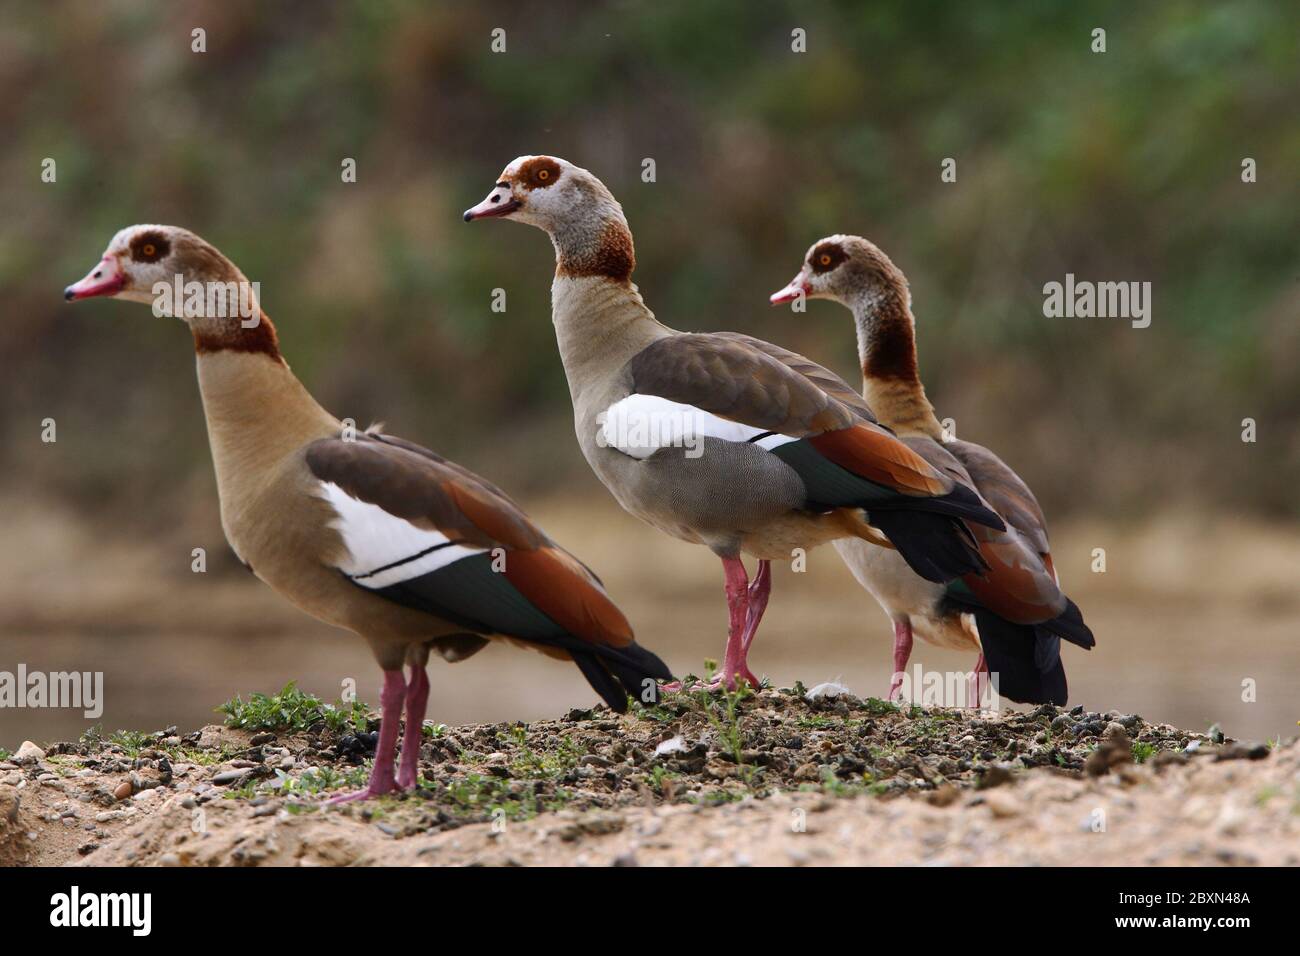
<box><xmin>809</xmin><ymin>242</ymin><xmax>847</xmax><ymax>274</ymax></box>
<box><xmin>130</xmin><ymin>231</ymin><xmax>170</xmax><ymax>263</ymax></box>
<box><xmin>517</xmin><ymin>156</ymin><xmax>562</xmax><ymax>190</ymax></box>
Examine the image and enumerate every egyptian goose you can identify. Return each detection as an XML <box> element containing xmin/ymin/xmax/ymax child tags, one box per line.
<box><xmin>770</xmin><ymin>235</ymin><xmax>1094</xmax><ymax>705</ymax></box>
<box><xmin>463</xmin><ymin>157</ymin><xmax>1006</xmax><ymax>692</ymax></box>
<box><xmin>63</xmin><ymin>225</ymin><xmax>670</xmax><ymax>801</ymax></box>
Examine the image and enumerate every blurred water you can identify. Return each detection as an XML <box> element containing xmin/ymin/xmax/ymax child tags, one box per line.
<box><xmin>1</xmin><ymin>501</ymin><xmax>1297</xmax><ymax>748</ymax></box>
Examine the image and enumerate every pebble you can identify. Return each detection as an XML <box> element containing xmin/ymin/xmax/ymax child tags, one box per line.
<box><xmin>159</xmin><ymin>852</ymin><xmax>181</xmax><ymax>866</ymax></box>
<box><xmin>804</xmin><ymin>681</ymin><xmax>853</xmax><ymax>702</ymax></box>
<box><xmin>654</xmin><ymin>736</ymin><xmax>687</xmax><ymax>757</ymax></box>
<box><xmin>14</xmin><ymin>741</ymin><xmax>45</xmax><ymax>762</ymax></box>
<box><xmin>976</xmin><ymin>765</ymin><xmax>1014</xmax><ymax>790</ymax></box>
<box><xmin>212</xmin><ymin>770</ymin><xmax>246</xmax><ymax>785</ymax></box>
<box><xmin>1214</xmin><ymin>743</ymin><xmax>1270</xmax><ymax>761</ymax></box>
<box><xmin>113</xmin><ymin>781</ymin><xmax>133</xmax><ymax>801</ymax></box>
<box><xmin>983</xmin><ymin>792</ymin><xmax>1021</xmax><ymax>819</ymax></box>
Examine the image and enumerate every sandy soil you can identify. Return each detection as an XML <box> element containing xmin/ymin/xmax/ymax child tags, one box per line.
<box><xmin>2</xmin><ymin>688</ymin><xmax>1293</xmax><ymax>867</ymax></box>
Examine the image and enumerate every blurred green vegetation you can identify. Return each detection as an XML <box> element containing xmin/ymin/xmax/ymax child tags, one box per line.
<box><xmin>2</xmin><ymin>1</ymin><xmax>1297</xmax><ymax>533</ymax></box>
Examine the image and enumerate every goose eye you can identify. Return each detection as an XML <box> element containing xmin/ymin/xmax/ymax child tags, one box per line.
<box><xmin>537</xmin><ymin>169</ymin><xmax>550</xmax><ymax>181</ymax></box>
<box><xmin>819</xmin><ymin>254</ymin><xmax>832</xmax><ymax>266</ymax></box>
<box><xmin>142</xmin><ymin>243</ymin><xmax>156</xmax><ymax>258</ymax></box>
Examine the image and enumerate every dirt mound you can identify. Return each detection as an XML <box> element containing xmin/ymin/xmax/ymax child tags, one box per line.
<box><xmin>2</xmin><ymin>686</ymin><xmax>1293</xmax><ymax>866</ymax></box>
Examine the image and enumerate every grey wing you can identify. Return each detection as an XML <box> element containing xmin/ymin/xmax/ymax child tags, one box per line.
<box><xmin>712</xmin><ymin>331</ymin><xmax>878</xmax><ymax>424</ymax></box>
<box><xmin>944</xmin><ymin>439</ymin><xmax>1050</xmax><ymax>556</ymax></box>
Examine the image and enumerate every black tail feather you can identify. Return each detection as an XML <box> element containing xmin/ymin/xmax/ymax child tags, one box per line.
<box><xmin>571</xmin><ymin>640</ymin><xmax>674</xmax><ymax>712</ymax></box>
<box><xmin>867</xmin><ymin>508</ymin><xmax>988</xmax><ymax>583</ymax></box>
<box><xmin>1039</xmin><ymin>597</ymin><xmax>1095</xmax><ymax>649</ymax></box>
<box><xmin>973</xmin><ymin>609</ymin><xmax>1069</xmax><ymax>705</ymax></box>
<box><xmin>870</xmin><ymin>482</ymin><xmax>1006</xmax><ymax>533</ymax></box>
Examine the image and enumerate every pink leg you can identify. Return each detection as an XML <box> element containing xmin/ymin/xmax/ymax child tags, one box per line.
<box><xmin>396</xmin><ymin>664</ymin><xmax>429</xmax><ymax>790</ymax></box>
<box><xmin>659</xmin><ymin>558</ymin><xmax>765</xmax><ymax>694</ymax></box>
<box><xmin>326</xmin><ymin>669</ymin><xmax>405</xmax><ymax>805</ymax></box>
<box><xmin>888</xmin><ymin>617</ymin><xmax>914</xmax><ymax>701</ymax></box>
<box><xmin>741</xmin><ymin>560</ymin><xmax>771</xmax><ymax>652</ymax></box>
<box><xmin>967</xmin><ymin>653</ymin><xmax>988</xmax><ymax>709</ymax></box>
<box><xmin>719</xmin><ymin>556</ymin><xmax>761</xmax><ymax>690</ymax></box>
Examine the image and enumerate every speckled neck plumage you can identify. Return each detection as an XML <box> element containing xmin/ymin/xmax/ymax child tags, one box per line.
<box><xmin>849</xmin><ymin>289</ymin><xmax>943</xmax><ymax>440</ymax></box>
<box><xmin>549</xmin><ymin>187</ymin><xmax>636</xmax><ymax>283</ymax></box>
<box><xmin>545</xmin><ymin>185</ymin><xmax>670</xmax><ymax>398</ymax></box>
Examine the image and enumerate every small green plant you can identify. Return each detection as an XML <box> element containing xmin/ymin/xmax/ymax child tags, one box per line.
<box><xmin>218</xmin><ymin>682</ymin><xmax>369</xmax><ymax>734</ymax></box>
<box><xmin>503</xmin><ymin>726</ymin><xmax>582</xmax><ymax>780</ymax></box>
<box><xmin>803</xmin><ymin>765</ymin><xmax>886</xmax><ymax>798</ymax></box>
<box><xmin>272</xmin><ymin>765</ymin><xmax>350</xmax><ymax>795</ymax></box>
<box><xmin>1255</xmin><ymin>784</ymin><xmax>1280</xmax><ymax>806</ymax></box>
<box><xmin>631</xmin><ymin>697</ymin><xmax>679</xmax><ymax>723</ymax></box>
<box><xmin>692</xmin><ymin>681</ymin><xmax>756</xmax><ymax>784</ymax></box>
<box><xmin>861</xmin><ymin>697</ymin><xmax>901</xmax><ymax>717</ymax></box>
<box><xmin>1131</xmin><ymin>741</ymin><xmax>1157</xmax><ymax>763</ymax></box>
<box><xmin>441</xmin><ymin>772</ymin><xmax>546</xmax><ymax>820</ymax></box>
<box><xmin>222</xmin><ymin>779</ymin><xmax>261</xmax><ymax>800</ymax></box>
<box><xmin>649</xmin><ymin>764</ymin><xmax>677</xmax><ymax>795</ymax></box>
<box><xmin>688</xmin><ymin>788</ymin><xmax>748</xmax><ymax>806</ymax></box>
<box><xmin>0</xmin><ymin>747</ymin><xmax>10</xmax><ymax>761</ymax></box>
<box><xmin>79</xmin><ymin>726</ymin><xmax>153</xmax><ymax>756</ymax></box>
<box><xmin>109</xmin><ymin>729</ymin><xmax>154</xmax><ymax>756</ymax></box>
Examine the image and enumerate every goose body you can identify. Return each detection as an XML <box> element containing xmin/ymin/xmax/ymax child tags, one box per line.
<box><xmin>65</xmin><ymin>225</ymin><xmax>670</xmax><ymax>801</ymax></box>
<box><xmin>771</xmin><ymin>235</ymin><xmax>1094</xmax><ymax>705</ymax></box>
<box><xmin>466</xmin><ymin>158</ymin><xmax>1006</xmax><ymax>689</ymax></box>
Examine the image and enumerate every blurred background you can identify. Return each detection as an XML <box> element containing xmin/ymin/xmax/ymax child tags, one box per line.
<box><xmin>2</xmin><ymin>1</ymin><xmax>1297</xmax><ymax>746</ymax></box>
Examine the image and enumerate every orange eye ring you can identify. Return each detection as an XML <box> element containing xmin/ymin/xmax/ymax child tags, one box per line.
<box><xmin>537</xmin><ymin>169</ymin><xmax>550</xmax><ymax>181</ymax></box>
<box><xmin>819</xmin><ymin>254</ymin><xmax>831</xmax><ymax>266</ymax></box>
<box><xmin>142</xmin><ymin>243</ymin><xmax>156</xmax><ymax>257</ymax></box>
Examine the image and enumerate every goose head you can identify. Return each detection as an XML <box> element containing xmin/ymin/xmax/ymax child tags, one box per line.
<box><xmin>464</xmin><ymin>156</ymin><xmax>634</xmax><ymax>281</ymax></box>
<box><xmin>770</xmin><ymin>234</ymin><xmax>908</xmax><ymax>309</ymax></box>
<box><xmin>463</xmin><ymin>155</ymin><xmax>624</xmax><ymax>232</ymax></box>
<box><xmin>65</xmin><ymin>224</ymin><xmax>252</xmax><ymax>318</ymax></box>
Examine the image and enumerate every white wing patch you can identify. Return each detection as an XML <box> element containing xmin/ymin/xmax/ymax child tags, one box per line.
<box><xmin>318</xmin><ymin>482</ymin><xmax>485</xmax><ymax>589</ymax></box>
<box><xmin>597</xmin><ymin>394</ymin><xmax>797</xmax><ymax>459</ymax></box>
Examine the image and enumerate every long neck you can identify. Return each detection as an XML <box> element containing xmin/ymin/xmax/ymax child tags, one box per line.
<box><xmin>546</xmin><ymin>210</ymin><xmax>672</xmax><ymax>401</ymax></box>
<box><xmin>193</xmin><ymin>312</ymin><xmax>339</xmax><ymax>503</ymax></box>
<box><xmin>850</xmin><ymin>290</ymin><xmax>943</xmax><ymax>439</ymax></box>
